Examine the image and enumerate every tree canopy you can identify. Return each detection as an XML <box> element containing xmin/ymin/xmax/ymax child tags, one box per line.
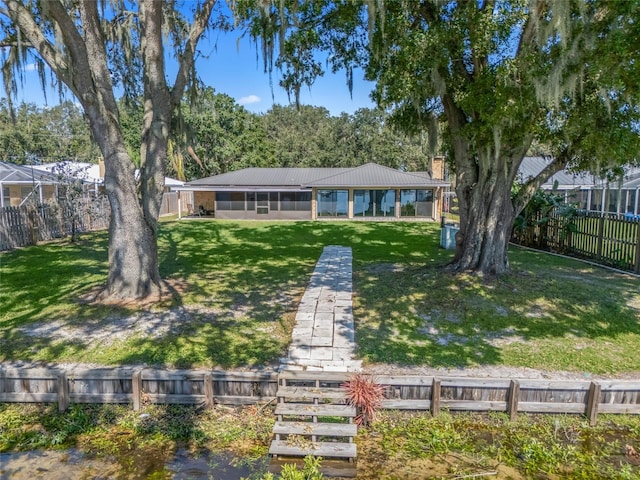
<box><xmin>243</xmin><ymin>0</ymin><xmax>640</xmax><ymax>275</ymax></box>
<box><xmin>0</xmin><ymin>0</ymin><xmax>219</xmax><ymax>300</ymax></box>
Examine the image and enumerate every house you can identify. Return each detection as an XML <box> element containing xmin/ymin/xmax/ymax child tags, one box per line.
<box><xmin>0</xmin><ymin>161</ymin><xmax>60</xmax><ymax>207</ymax></box>
<box><xmin>1</xmin><ymin>160</ymin><xmax>189</xmax><ymax>216</ymax></box>
<box><xmin>519</xmin><ymin>157</ymin><xmax>640</xmax><ymax>217</ymax></box>
<box><xmin>177</xmin><ymin>161</ymin><xmax>450</xmax><ymax>221</ymax></box>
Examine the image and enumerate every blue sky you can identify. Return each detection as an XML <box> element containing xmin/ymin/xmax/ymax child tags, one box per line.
<box><xmin>6</xmin><ymin>26</ymin><xmax>376</xmax><ymax>117</ymax></box>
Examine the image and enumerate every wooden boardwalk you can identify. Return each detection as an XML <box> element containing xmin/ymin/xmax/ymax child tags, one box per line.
<box><xmin>269</xmin><ymin>371</ymin><xmax>357</xmax><ymax>477</ymax></box>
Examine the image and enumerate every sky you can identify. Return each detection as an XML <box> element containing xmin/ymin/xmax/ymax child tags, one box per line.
<box><xmin>5</xmin><ymin>26</ymin><xmax>377</xmax><ymax>117</ymax></box>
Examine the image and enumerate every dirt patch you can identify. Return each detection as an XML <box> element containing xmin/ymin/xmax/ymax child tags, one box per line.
<box><xmin>0</xmin><ymin>450</ymin><xmax>120</xmax><ymax>480</ymax></box>
<box><xmin>16</xmin><ymin>305</ymin><xmax>206</xmax><ymax>346</ymax></box>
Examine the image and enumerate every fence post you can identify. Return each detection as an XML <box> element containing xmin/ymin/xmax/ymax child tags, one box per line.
<box><xmin>596</xmin><ymin>215</ymin><xmax>605</xmax><ymax>260</ymax></box>
<box><xmin>204</xmin><ymin>373</ymin><xmax>214</xmax><ymax>407</ymax></box>
<box><xmin>634</xmin><ymin>222</ymin><xmax>640</xmax><ymax>274</ymax></box>
<box><xmin>508</xmin><ymin>379</ymin><xmax>520</xmax><ymax>422</ymax></box>
<box><xmin>586</xmin><ymin>381</ymin><xmax>601</xmax><ymax>426</ymax></box>
<box><xmin>58</xmin><ymin>371</ymin><xmax>69</xmax><ymax>412</ymax></box>
<box><xmin>132</xmin><ymin>369</ymin><xmax>143</xmax><ymax>411</ymax></box>
<box><xmin>431</xmin><ymin>378</ymin><xmax>441</xmax><ymax>417</ymax></box>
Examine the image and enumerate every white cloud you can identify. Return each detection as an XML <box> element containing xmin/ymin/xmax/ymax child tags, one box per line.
<box><xmin>24</xmin><ymin>63</ymin><xmax>38</xmax><ymax>72</ymax></box>
<box><xmin>238</xmin><ymin>94</ymin><xmax>261</xmax><ymax>105</ymax></box>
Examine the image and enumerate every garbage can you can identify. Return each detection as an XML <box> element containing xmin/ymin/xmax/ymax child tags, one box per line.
<box><xmin>440</xmin><ymin>224</ymin><xmax>459</xmax><ymax>250</ymax></box>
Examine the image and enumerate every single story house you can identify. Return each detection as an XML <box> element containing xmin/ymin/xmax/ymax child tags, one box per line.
<box><xmin>0</xmin><ymin>161</ymin><xmax>60</xmax><ymax>207</ymax></box>
<box><xmin>1</xmin><ymin>160</ymin><xmax>188</xmax><ymax>216</ymax></box>
<box><xmin>519</xmin><ymin>157</ymin><xmax>640</xmax><ymax>217</ymax></box>
<box><xmin>177</xmin><ymin>161</ymin><xmax>450</xmax><ymax>221</ymax></box>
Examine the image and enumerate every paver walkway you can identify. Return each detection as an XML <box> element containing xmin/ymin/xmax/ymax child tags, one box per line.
<box><xmin>280</xmin><ymin>246</ymin><xmax>362</xmax><ymax>372</ymax></box>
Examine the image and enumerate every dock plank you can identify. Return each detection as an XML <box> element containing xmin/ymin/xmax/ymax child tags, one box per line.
<box><xmin>269</xmin><ymin>440</ymin><xmax>356</xmax><ymax>459</ymax></box>
<box><xmin>275</xmin><ymin>403</ymin><xmax>356</xmax><ymax>417</ymax></box>
<box><xmin>277</xmin><ymin>386</ymin><xmax>347</xmax><ymax>401</ymax></box>
<box><xmin>273</xmin><ymin>421</ymin><xmax>357</xmax><ymax>437</ymax></box>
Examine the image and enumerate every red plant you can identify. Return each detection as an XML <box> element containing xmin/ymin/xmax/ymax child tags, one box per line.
<box><xmin>342</xmin><ymin>374</ymin><xmax>385</xmax><ymax>426</ymax></box>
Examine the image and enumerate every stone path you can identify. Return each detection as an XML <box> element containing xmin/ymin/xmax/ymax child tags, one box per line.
<box><xmin>280</xmin><ymin>246</ymin><xmax>362</xmax><ymax>372</ymax></box>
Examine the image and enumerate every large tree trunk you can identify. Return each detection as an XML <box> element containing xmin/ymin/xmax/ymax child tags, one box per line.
<box><xmin>80</xmin><ymin>1</ymin><xmax>163</xmax><ymax>301</ymax></box>
<box><xmin>82</xmin><ymin>101</ymin><xmax>162</xmax><ymax>300</ymax></box>
<box><xmin>5</xmin><ymin>0</ymin><xmax>216</xmax><ymax>301</ymax></box>
<box><xmin>441</xmin><ymin>91</ymin><xmax>526</xmax><ymax>276</ymax></box>
<box><xmin>450</xmin><ymin>153</ymin><xmax>516</xmax><ymax>275</ymax></box>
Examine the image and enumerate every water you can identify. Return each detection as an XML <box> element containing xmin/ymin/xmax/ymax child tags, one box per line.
<box><xmin>0</xmin><ymin>449</ymin><xmax>270</xmax><ymax>480</ymax></box>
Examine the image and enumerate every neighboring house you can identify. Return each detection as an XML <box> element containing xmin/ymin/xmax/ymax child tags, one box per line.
<box><xmin>1</xmin><ymin>160</ymin><xmax>188</xmax><ymax>216</ymax></box>
<box><xmin>177</xmin><ymin>161</ymin><xmax>450</xmax><ymax>221</ymax></box>
<box><xmin>32</xmin><ymin>161</ymin><xmax>103</xmax><ymax>196</ymax></box>
<box><xmin>519</xmin><ymin>157</ymin><xmax>640</xmax><ymax>217</ymax></box>
<box><xmin>0</xmin><ymin>161</ymin><xmax>60</xmax><ymax>207</ymax></box>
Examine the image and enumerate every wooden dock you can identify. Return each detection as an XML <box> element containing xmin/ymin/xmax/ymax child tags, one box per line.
<box><xmin>268</xmin><ymin>371</ymin><xmax>357</xmax><ymax>477</ymax></box>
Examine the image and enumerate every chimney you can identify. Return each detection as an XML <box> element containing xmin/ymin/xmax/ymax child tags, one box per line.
<box><xmin>430</xmin><ymin>156</ymin><xmax>445</xmax><ymax>181</ymax></box>
<box><xmin>98</xmin><ymin>158</ymin><xmax>105</xmax><ymax>179</ymax></box>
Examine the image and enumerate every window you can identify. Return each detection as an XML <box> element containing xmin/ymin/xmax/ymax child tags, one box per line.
<box><xmin>281</xmin><ymin>192</ymin><xmax>295</xmax><ymax>211</ymax></box>
<box><xmin>216</xmin><ymin>192</ymin><xmax>246</xmax><ymax>210</ymax></box>
<box><xmin>2</xmin><ymin>186</ymin><xmax>9</xmax><ymax>207</ymax></box>
<box><xmin>281</xmin><ymin>191</ymin><xmax>312</xmax><ymax>211</ymax></box>
<box><xmin>590</xmin><ymin>189</ymin><xmax>603</xmax><ymax>211</ymax></box>
<box><xmin>21</xmin><ymin>187</ymin><xmax>33</xmax><ymax>202</ymax></box>
<box><xmin>607</xmin><ymin>189</ymin><xmax>620</xmax><ymax>213</ymax></box>
<box><xmin>270</xmin><ymin>192</ymin><xmax>279</xmax><ymax>211</ymax></box>
<box><xmin>401</xmin><ymin>189</ymin><xmax>433</xmax><ymax>217</ymax></box>
<box><xmin>317</xmin><ymin>190</ymin><xmax>348</xmax><ymax>217</ymax></box>
<box><xmin>354</xmin><ymin>190</ymin><xmax>396</xmax><ymax>217</ymax></box>
<box><xmin>246</xmin><ymin>192</ymin><xmax>256</xmax><ymax>211</ymax></box>
<box><xmin>257</xmin><ymin>192</ymin><xmax>269</xmax><ymax>214</ymax></box>
<box><xmin>569</xmin><ymin>190</ymin><xmax>589</xmax><ymax>210</ymax></box>
<box><xmin>216</xmin><ymin>192</ymin><xmax>231</xmax><ymax>210</ymax></box>
<box><xmin>625</xmin><ymin>190</ymin><xmax>637</xmax><ymax>215</ymax></box>
<box><xmin>230</xmin><ymin>192</ymin><xmax>245</xmax><ymax>210</ymax></box>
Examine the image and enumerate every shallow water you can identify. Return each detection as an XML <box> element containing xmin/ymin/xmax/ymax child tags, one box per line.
<box><xmin>0</xmin><ymin>449</ymin><xmax>270</xmax><ymax>480</ymax></box>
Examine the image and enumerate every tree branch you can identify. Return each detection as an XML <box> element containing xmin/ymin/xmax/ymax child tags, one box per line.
<box><xmin>79</xmin><ymin>0</ymin><xmax>118</xmax><ymax>112</ymax></box>
<box><xmin>170</xmin><ymin>0</ymin><xmax>217</xmax><ymax>107</ymax></box>
<box><xmin>4</xmin><ymin>0</ymin><xmax>72</xmax><ymax>87</ymax></box>
<box><xmin>513</xmin><ymin>154</ymin><xmax>567</xmax><ymax>214</ymax></box>
<box><xmin>516</xmin><ymin>0</ymin><xmax>548</xmax><ymax>58</ymax></box>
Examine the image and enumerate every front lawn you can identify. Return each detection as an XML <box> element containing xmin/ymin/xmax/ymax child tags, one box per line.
<box><xmin>1</xmin><ymin>220</ymin><xmax>639</xmax><ymax>374</ymax></box>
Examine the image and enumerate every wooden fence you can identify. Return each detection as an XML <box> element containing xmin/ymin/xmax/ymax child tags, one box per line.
<box><xmin>0</xmin><ymin>197</ymin><xmax>110</xmax><ymax>251</ymax></box>
<box><xmin>2</xmin><ymin>367</ymin><xmax>639</xmax><ymax>426</ymax></box>
<box><xmin>513</xmin><ymin>210</ymin><xmax>640</xmax><ymax>273</ymax></box>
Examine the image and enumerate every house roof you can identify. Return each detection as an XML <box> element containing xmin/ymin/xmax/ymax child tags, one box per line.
<box><xmin>519</xmin><ymin>157</ymin><xmax>640</xmax><ymax>190</ymax></box>
<box><xmin>303</xmin><ymin>163</ymin><xmax>447</xmax><ymax>187</ymax></box>
<box><xmin>186</xmin><ymin>163</ymin><xmax>449</xmax><ymax>189</ymax></box>
<box><xmin>32</xmin><ymin>161</ymin><xmax>102</xmax><ymax>184</ymax></box>
<box><xmin>32</xmin><ymin>161</ymin><xmax>185</xmax><ymax>187</ymax></box>
<box><xmin>518</xmin><ymin>157</ymin><xmax>596</xmax><ymax>189</ymax></box>
<box><xmin>0</xmin><ymin>161</ymin><xmax>59</xmax><ymax>185</ymax></box>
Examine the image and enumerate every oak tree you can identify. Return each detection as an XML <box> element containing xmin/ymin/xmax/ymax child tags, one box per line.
<box><xmin>245</xmin><ymin>0</ymin><xmax>640</xmax><ymax>275</ymax></box>
<box><xmin>0</xmin><ymin>0</ymin><xmax>218</xmax><ymax>300</ymax></box>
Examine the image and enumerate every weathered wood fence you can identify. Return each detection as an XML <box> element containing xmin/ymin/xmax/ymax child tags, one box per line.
<box><xmin>0</xmin><ymin>197</ymin><xmax>110</xmax><ymax>251</ymax></box>
<box><xmin>2</xmin><ymin>367</ymin><xmax>639</xmax><ymax>426</ymax></box>
<box><xmin>513</xmin><ymin>210</ymin><xmax>640</xmax><ymax>273</ymax></box>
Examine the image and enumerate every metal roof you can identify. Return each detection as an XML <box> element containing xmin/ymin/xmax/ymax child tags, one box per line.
<box><xmin>519</xmin><ymin>157</ymin><xmax>640</xmax><ymax>190</ymax></box>
<box><xmin>0</xmin><ymin>161</ymin><xmax>59</xmax><ymax>184</ymax></box>
<box><xmin>186</xmin><ymin>163</ymin><xmax>449</xmax><ymax>189</ymax></box>
<box><xmin>303</xmin><ymin>163</ymin><xmax>447</xmax><ymax>187</ymax></box>
<box><xmin>518</xmin><ymin>157</ymin><xmax>596</xmax><ymax>189</ymax></box>
<box><xmin>32</xmin><ymin>161</ymin><xmax>102</xmax><ymax>184</ymax></box>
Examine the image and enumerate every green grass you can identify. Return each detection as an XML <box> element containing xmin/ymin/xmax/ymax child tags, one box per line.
<box><xmin>1</xmin><ymin>219</ymin><xmax>639</xmax><ymax>374</ymax></box>
<box><xmin>356</xmin><ymin>410</ymin><xmax>640</xmax><ymax>479</ymax></box>
<box><xmin>3</xmin><ymin>403</ymin><xmax>639</xmax><ymax>479</ymax></box>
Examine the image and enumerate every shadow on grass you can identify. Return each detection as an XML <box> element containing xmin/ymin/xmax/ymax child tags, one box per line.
<box><xmin>4</xmin><ymin>220</ymin><xmax>638</xmax><ymax>373</ymax></box>
<box><xmin>355</xmin><ymin>246</ymin><xmax>640</xmax><ymax>373</ymax></box>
